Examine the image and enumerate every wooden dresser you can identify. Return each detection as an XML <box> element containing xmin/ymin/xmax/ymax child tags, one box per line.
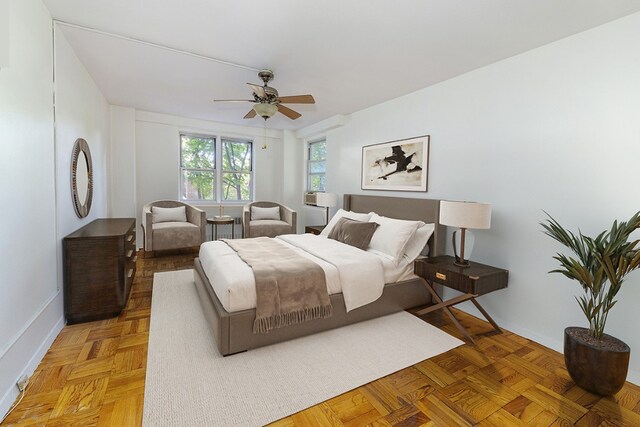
<box><xmin>63</xmin><ymin>218</ymin><xmax>137</xmax><ymax>324</ymax></box>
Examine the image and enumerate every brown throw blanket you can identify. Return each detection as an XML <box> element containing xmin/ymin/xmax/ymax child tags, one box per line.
<box><xmin>224</xmin><ymin>237</ymin><xmax>333</xmax><ymax>334</ymax></box>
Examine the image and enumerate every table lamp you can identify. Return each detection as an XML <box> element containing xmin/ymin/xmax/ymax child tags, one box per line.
<box><xmin>439</xmin><ymin>200</ymin><xmax>491</xmax><ymax>267</ymax></box>
<box><xmin>315</xmin><ymin>192</ymin><xmax>338</xmax><ymax>225</ymax></box>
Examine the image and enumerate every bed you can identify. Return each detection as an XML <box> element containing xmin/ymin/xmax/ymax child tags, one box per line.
<box><xmin>193</xmin><ymin>194</ymin><xmax>446</xmax><ymax>355</ymax></box>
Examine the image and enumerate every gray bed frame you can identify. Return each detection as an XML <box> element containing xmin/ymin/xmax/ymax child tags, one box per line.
<box><xmin>193</xmin><ymin>194</ymin><xmax>446</xmax><ymax>356</ymax></box>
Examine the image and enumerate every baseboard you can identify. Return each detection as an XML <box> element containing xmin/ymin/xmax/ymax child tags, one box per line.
<box><xmin>0</xmin><ymin>311</ymin><xmax>64</xmax><ymax>419</ymax></box>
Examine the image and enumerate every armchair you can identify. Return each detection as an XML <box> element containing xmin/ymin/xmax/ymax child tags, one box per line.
<box><xmin>242</xmin><ymin>201</ymin><xmax>297</xmax><ymax>238</ymax></box>
<box><xmin>141</xmin><ymin>200</ymin><xmax>206</xmax><ymax>253</ymax></box>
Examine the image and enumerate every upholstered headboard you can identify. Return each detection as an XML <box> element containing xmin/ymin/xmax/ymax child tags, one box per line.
<box><xmin>343</xmin><ymin>194</ymin><xmax>446</xmax><ymax>257</ymax></box>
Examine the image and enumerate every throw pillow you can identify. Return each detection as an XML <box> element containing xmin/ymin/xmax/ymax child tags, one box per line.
<box><xmin>251</xmin><ymin>206</ymin><xmax>281</xmax><ymax>221</ymax></box>
<box><xmin>328</xmin><ymin>217</ymin><xmax>379</xmax><ymax>250</ymax></box>
<box><xmin>320</xmin><ymin>209</ymin><xmax>373</xmax><ymax>236</ymax></box>
<box><xmin>152</xmin><ymin>206</ymin><xmax>187</xmax><ymax>223</ymax></box>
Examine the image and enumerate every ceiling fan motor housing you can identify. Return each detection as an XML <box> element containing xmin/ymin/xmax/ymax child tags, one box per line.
<box><xmin>258</xmin><ymin>69</ymin><xmax>274</xmax><ymax>84</ymax></box>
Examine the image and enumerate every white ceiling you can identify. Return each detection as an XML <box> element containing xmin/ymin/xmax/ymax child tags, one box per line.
<box><xmin>44</xmin><ymin>0</ymin><xmax>640</xmax><ymax>130</ymax></box>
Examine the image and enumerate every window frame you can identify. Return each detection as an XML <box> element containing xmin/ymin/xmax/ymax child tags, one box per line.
<box><xmin>307</xmin><ymin>138</ymin><xmax>326</xmax><ymax>192</ymax></box>
<box><xmin>179</xmin><ymin>132</ymin><xmax>254</xmax><ymax>204</ymax></box>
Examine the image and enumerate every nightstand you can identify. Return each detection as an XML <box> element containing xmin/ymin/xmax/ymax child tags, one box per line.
<box><xmin>305</xmin><ymin>225</ymin><xmax>325</xmax><ymax>235</ymax></box>
<box><xmin>414</xmin><ymin>255</ymin><xmax>508</xmax><ymax>344</ymax></box>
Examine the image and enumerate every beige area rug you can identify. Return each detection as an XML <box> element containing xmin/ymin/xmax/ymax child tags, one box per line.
<box><xmin>143</xmin><ymin>269</ymin><xmax>463</xmax><ymax>426</ymax></box>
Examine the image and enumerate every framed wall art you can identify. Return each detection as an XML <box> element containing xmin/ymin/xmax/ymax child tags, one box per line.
<box><xmin>361</xmin><ymin>135</ymin><xmax>430</xmax><ymax>191</ymax></box>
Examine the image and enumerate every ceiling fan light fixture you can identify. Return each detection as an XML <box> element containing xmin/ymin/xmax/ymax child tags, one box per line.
<box><xmin>253</xmin><ymin>103</ymin><xmax>278</xmax><ymax>119</ymax></box>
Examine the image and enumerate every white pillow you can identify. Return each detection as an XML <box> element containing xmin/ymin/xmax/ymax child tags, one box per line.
<box><xmin>403</xmin><ymin>223</ymin><xmax>435</xmax><ymax>263</ymax></box>
<box><xmin>320</xmin><ymin>209</ymin><xmax>373</xmax><ymax>236</ymax></box>
<box><xmin>152</xmin><ymin>206</ymin><xmax>187</xmax><ymax>223</ymax></box>
<box><xmin>251</xmin><ymin>206</ymin><xmax>280</xmax><ymax>220</ymax></box>
<box><xmin>368</xmin><ymin>213</ymin><xmax>421</xmax><ymax>265</ymax></box>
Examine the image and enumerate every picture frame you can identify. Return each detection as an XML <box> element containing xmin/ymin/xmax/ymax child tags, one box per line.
<box><xmin>361</xmin><ymin>135</ymin><xmax>430</xmax><ymax>192</ymax></box>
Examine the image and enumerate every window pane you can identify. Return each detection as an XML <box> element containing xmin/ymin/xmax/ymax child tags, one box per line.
<box><xmin>182</xmin><ymin>170</ymin><xmax>215</xmax><ymax>200</ymax></box>
<box><xmin>221</xmin><ymin>172</ymin><xmax>252</xmax><ymax>201</ymax></box>
<box><xmin>222</xmin><ymin>140</ymin><xmax>252</xmax><ymax>172</ymax></box>
<box><xmin>181</xmin><ymin>135</ymin><xmax>214</xmax><ymax>169</ymax></box>
<box><xmin>309</xmin><ymin>174</ymin><xmax>326</xmax><ymax>192</ymax></box>
<box><xmin>309</xmin><ymin>141</ymin><xmax>326</xmax><ymax>161</ymax></box>
<box><xmin>309</xmin><ymin>161</ymin><xmax>326</xmax><ymax>174</ymax></box>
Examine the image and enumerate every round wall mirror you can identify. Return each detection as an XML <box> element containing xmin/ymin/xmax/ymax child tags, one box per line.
<box><xmin>71</xmin><ymin>138</ymin><xmax>93</xmax><ymax>218</ymax></box>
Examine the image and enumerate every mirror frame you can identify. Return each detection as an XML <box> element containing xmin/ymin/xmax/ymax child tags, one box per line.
<box><xmin>71</xmin><ymin>138</ymin><xmax>93</xmax><ymax>218</ymax></box>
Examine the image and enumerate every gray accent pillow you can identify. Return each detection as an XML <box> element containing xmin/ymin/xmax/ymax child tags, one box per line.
<box><xmin>328</xmin><ymin>217</ymin><xmax>379</xmax><ymax>250</ymax></box>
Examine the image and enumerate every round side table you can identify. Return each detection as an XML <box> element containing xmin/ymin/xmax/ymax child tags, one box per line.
<box><xmin>207</xmin><ymin>216</ymin><xmax>235</xmax><ymax>240</ymax></box>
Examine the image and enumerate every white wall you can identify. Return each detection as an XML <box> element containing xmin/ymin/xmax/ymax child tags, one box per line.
<box><xmin>0</xmin><ymin>0</ymin><xmax>58</xmax><ymax>416</ymax></box>
<box><xmin>0</xmin><ymin>1</ymin><xmax>111</xmax><ymax>417</ymax></box>
<box><xmin>300</xmin><ymin>12</ymin><xmax>640</xmax><ymax>384</ymax></box>
<box><xmin>110</xmin><ymin>111</ymin><xmax>285</xmax><ymax>244</ymax></box>
<box><xmin>54</xmin><ymin>24</ymin><xmax>111</xmax><ymax>255</ymax></box>
<box><xmin>110</xmin><ymin>105</ymin><xmax>137</xmax><ymax>218</ymax></box>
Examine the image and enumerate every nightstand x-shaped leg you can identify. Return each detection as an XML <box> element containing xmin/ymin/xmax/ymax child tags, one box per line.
<box><xmin>415</xmin><ymin>279</ymin><xmax>503</xmax><ymax>345</ymax></box>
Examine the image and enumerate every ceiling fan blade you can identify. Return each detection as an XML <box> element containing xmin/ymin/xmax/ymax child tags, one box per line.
<box><xmin>277</xmin><ymin>95</ymin><xmax>315</xmax><ymax>104</ymax></box>
<box><xmin>243</xmin><ymin>109</ymin><xmax>257</xmax><ymax>119</ymax></box>
<box><xmin>213</xmin><ymin>99</ymin><xmax>254</xmax><ymax>103</ymax></box>
<box><xmin>247</xmin><ymin>83</ymin><xmax>265</xmax><ymax>98</ymax></box>
<box><xmin>277</xmin><ymin>104</ymin><xmax>302</xmax><ymax>120</ymax></box>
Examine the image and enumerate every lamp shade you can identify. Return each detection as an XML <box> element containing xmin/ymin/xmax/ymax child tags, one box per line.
<box><xmin>315</xmin><ymin>192</ymin><xmax>337</xmax><ymax>208</ymax></box>
<box><xmin>439</xmin><ymin>200</ymin><xmax>491</xmax><ymax>230</ymax></box>
<box><xmin>253</xmin><ymin>103</ymin><xmax>278</xmax><ymax>119</ymax></box>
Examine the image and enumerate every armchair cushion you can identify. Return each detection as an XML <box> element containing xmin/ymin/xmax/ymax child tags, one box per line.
<box><xmin>152</xmin><ymin>206</ymin><xmax>187</xmax><ymax>223</ymax></box>
<box><xmin>152</xmin><ymin>222</ymin><xmax>200</xmax><ymax>251</ymax></box>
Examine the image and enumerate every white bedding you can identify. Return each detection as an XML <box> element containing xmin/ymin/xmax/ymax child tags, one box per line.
<box><xmin>199</xmin><ymin>234</ymin><xmax>395</xmax><ymax>313</ymax></box>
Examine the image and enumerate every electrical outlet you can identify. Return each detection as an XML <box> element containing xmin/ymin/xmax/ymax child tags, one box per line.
<box><xmin>16</xmin><ymin>375</ymin><xmax>28</xmax><ymax>392</ymax></box>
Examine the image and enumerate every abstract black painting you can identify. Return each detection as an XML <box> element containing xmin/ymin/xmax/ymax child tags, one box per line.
<box><xmin>361</xmin><ymin>135</ymin><xmax>429</xmax><ymax>191</ymax></box>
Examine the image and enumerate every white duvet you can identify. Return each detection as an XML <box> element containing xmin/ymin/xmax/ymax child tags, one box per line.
<box><xmin>199</xmin><ymin>234</ymin><xmax>390</xmax><ymax>313</ymax></box>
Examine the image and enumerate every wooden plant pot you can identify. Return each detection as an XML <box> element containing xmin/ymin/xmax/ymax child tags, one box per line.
<box><xmin>564</xmin><ymin>327</ymin><xmax>630</xmax><ymax>396</ymax></box>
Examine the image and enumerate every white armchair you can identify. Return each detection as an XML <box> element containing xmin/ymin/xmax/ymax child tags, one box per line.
<box><xmin>242</xmin><ymin>201</ymin><xmax>296</xmax><ymax>238</ymax></box>
<box><xmin>141</xmin><ymin>200</ymin><xmax>206</xmax><ymax>253</ymax></box>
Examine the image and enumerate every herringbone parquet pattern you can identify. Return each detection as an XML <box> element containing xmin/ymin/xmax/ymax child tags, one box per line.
<box><xmin>2</xmin><ymin>251</ymin><xmax>640</xmax><ymax>426</ymax></box>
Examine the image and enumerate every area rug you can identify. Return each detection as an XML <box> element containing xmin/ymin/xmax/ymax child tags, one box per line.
<box><xmin>143</xmin><ymin>269</ymin><xmax>463</xmax><ymax>426</ymax></box>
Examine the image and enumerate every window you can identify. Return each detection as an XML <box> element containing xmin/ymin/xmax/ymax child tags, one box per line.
<box><xmin>307</xmin><ymin>139</ymin><xmax>326</xmax><ymax>192</ymax></box>
<box><xmin>180</xmin><ymin>133</ymin><xmax>253</xmax><ymax>202</ymax></box>
<box><xmin>221</xmin><ymin>138</ymin><xmax>252</xmax><ymax>202</ymax></box>
<box><xmin>180</xmin><ymin>134</ymin><xmax>215</xmax><ymax>201</ymax></box>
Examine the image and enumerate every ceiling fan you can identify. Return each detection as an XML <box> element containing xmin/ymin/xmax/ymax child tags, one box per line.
<box><xmin>214</xmin><ymin>70</ymin><xmax>315</xmax><ymax>121</ymax></box>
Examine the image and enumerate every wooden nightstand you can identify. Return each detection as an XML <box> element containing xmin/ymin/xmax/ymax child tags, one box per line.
<box><xmin>305</xmin><ymin>225</ymin><xmax>325</xmax><ymax>235</ymax></box>
<box><xmin>414</xmin><ymin>255</ymin><xmax>508</xmax><ymax>344</ymax></box>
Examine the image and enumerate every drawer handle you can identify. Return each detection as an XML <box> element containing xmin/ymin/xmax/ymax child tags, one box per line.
<box><xmin>127</xmin><ymin>235</ymin><xmax>134</xmax><ymax>242</ymax></box>
<box><xmin>127</xmin><ymin>269</ymin><xmax>134</xmax><ymax>278</ymax></box>
<box><xmin>132</xmin><ymin>256</ymin><xmax>138</xmax><ymax>263</ymax></box>
<box><xmin>435</xmin><ymin>272</ymin><xmax>447</xmax><ymax>280</ymax></box>
<box><xmin>127</xmin><ymin>249</ymin><xmax>133</xmax><ymax>258</ymax></box>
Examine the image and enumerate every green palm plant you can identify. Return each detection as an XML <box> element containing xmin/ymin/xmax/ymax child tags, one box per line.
<box><xmin>541</xmin><ymin>211</ymin><xmax>640</xmax><ymax>339</ymax></box>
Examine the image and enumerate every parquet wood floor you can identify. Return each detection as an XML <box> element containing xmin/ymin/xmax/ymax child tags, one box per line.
<box><xmin>3</xmin><ymin>251</ymin><xmax>640</xmax><ymax>426</ymax></box>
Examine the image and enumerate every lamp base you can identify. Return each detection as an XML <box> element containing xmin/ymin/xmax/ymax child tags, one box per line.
<box><xmin>452</xmin><ymin>229</ymin><xmax>475</xmax><ymax>267</ymax></box>
<box><xmin>453</xmin><ymin>260</ymin><xmax>471</xmax><ymax>268</ymax></box>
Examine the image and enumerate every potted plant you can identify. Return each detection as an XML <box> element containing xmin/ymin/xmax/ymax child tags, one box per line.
<box><xmin>541</xmin><ymin>211</ymin><xmax>640</xmax><ymax>395</ymax></box>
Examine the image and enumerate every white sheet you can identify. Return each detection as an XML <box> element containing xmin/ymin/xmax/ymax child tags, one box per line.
<box><xmin>367</xmin><ymin>249</ymin><xmax>417</xmax><ymax>283</ymax></box>
<box><xmin>199</xmin><ymin>234</ymin><xmax>386</xmax><ymax>313</ymax></box>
